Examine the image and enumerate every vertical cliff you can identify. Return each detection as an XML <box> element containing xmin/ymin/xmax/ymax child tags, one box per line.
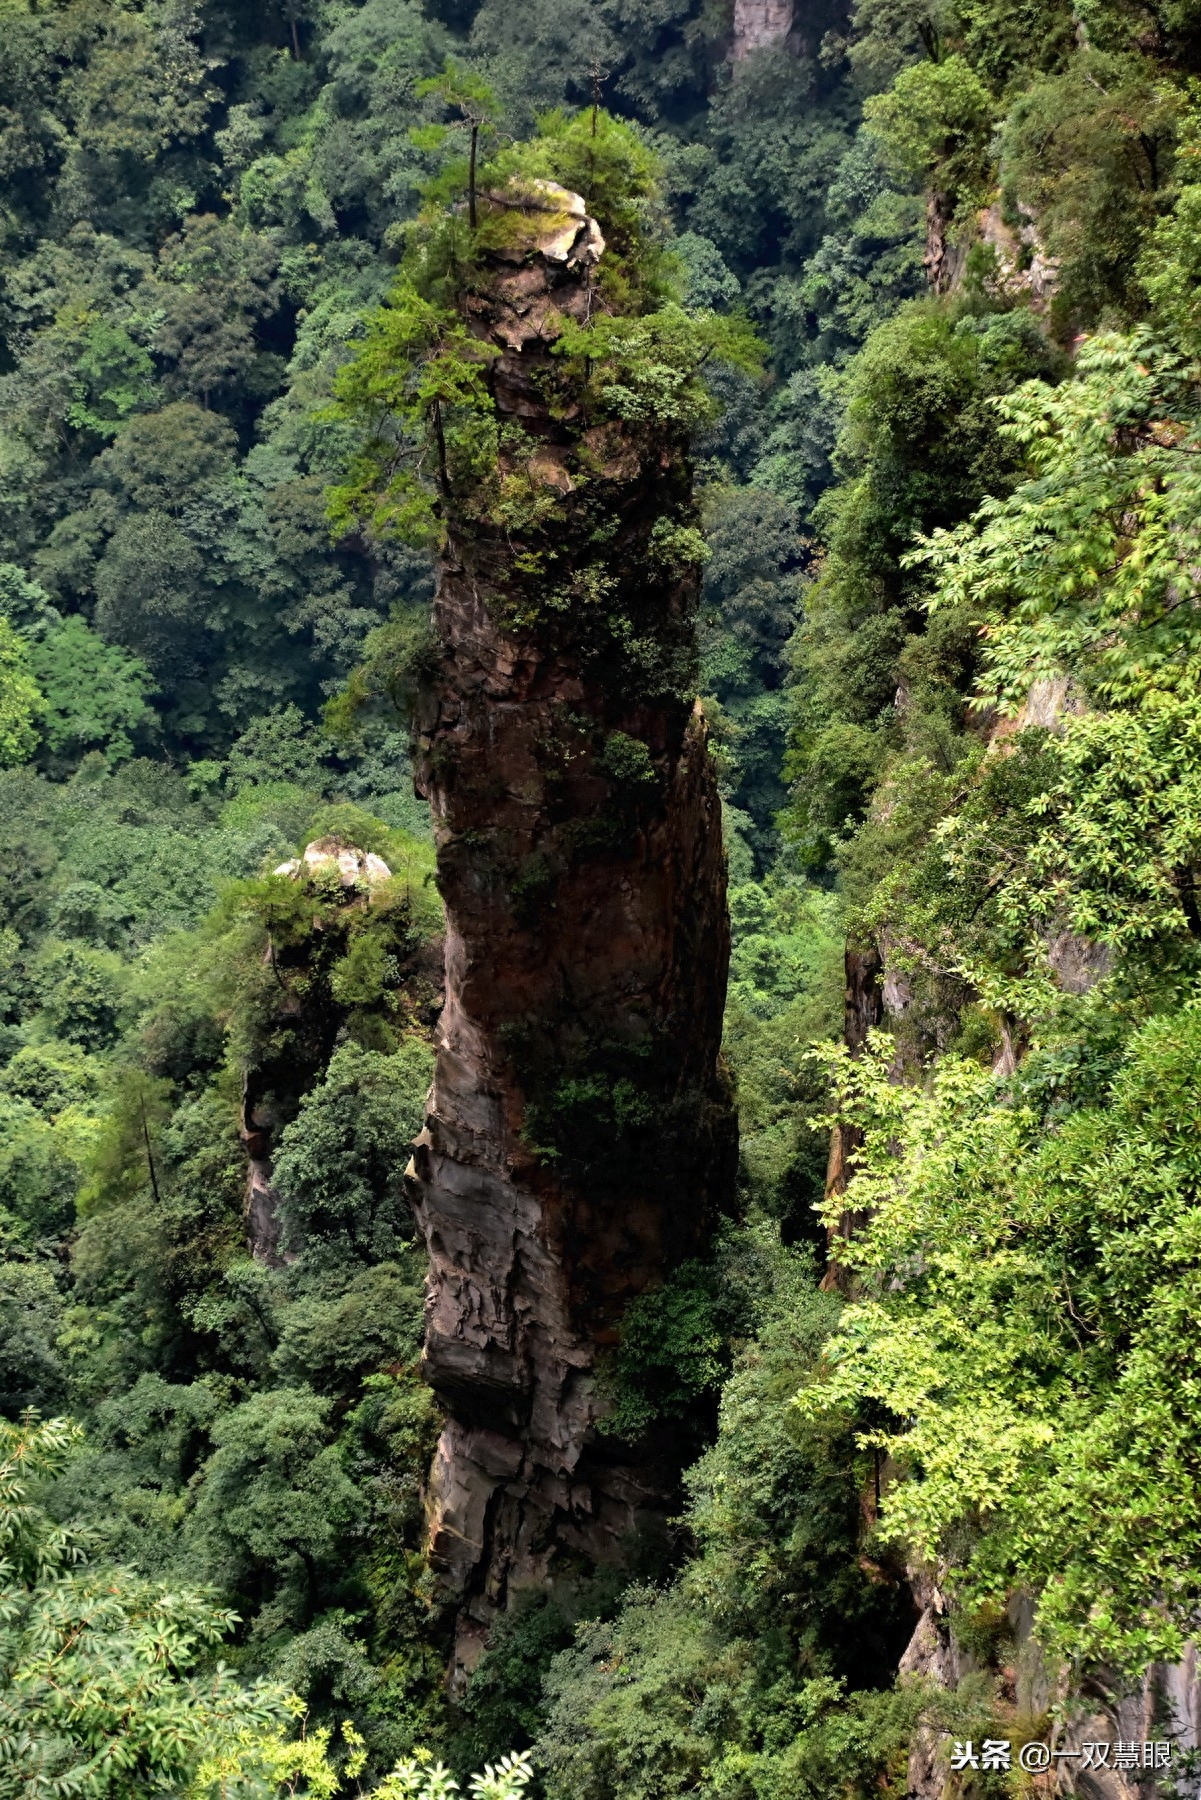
<box><xmin>399</xmin><ymin>176</ymin><xmax>738</xmax><ymax>1670</ymax></box>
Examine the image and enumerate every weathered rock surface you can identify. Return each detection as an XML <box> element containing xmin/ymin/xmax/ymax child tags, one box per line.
<box><xmin>977</xmin><ymin>197</ymin><xmax>1060</xmax><ymax>312</ymax></box>
<box><xmin>405</xmin><ymin>184</ymin><xmax>737</xmax><ymax>1673</ymax></box>
<box><xmin>273</xmin><ymin>837</ymin><xmax>392</xmax><ymax>888</ymax></box>
<box><xmin>732</xmin><ymin>0</ymin><xmax>795</xmax><ymax>59</ymax></box>
<box><xmin>899</xmin><ymin>1573</ymin><xmax>1201</xmax><ymax>1799</ymax></box>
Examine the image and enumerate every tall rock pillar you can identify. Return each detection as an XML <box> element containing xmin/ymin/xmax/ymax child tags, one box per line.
<box><xmin>403</xmin><ymin>180</ymin><xmax>737</xmax><ymax>1670</ymax></box>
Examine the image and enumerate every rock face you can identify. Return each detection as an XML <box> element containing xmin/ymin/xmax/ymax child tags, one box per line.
<box><xmin>899</xmin><ymin>1573</ymin><xmax>1201</xmax><ymax>1799</ymax></box>
<box><xmin>273</xmin><ymin>838</ymin><xmax>393</xmax><ymax>889</ymax></box>
<box><xmin>732</xmin><ymin>0</ymin><xmax>794</xmax><ymax>59</ymax></box>
<box><xmin>405</xmin><ymin>183</ymin><xmax>737</xmax><ymax>1672</ymax></box>
<box><xmin>977</xmin><ymin>198</ymin><xmax>1060</xmax><ymax>312</ymax></box>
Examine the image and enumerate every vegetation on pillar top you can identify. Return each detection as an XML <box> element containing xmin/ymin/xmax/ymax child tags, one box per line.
<box><xmin>324</xmin><ymin>106</ymin><xmax>761</xmax><ymax>693</ymax></box>
<box><xmin>324</xmin><ymin>109</ymin><xmax>762</xmax><ymax>734</ymax></box>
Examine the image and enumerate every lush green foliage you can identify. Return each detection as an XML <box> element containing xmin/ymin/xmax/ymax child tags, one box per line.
<box><xmin>533</xmin><ymin>1240</ymin><xmax>919</xmax><ymax>1800</ymax></box>
<box><xmin>804</xmin><ymin>1008</ymin><xmax>1201</xmax><ymax>1673</ymax></box>
<box><xmin>4</xmin><ymin>0</ymin><xmax>1201</xmax><ymax>1793</ymax></box>
<box><xmin>0</xmin><ymin>1409</ymin><xmax>530</xmax><ymax>1800</ymax></box>
<box><xmin>0</xmin><ymin>623</ymin><xmax>42</xmax><ymax>771</ymax></box>
<box><xmin>765</xmin><ymin>0</ymin><xmax>1201</xmax><ymax>1748</ymax></box>
<box><xmin>0</xmin><ymin>1411</ymin><xmax>297</xmax><ymax>1797</ymax></box>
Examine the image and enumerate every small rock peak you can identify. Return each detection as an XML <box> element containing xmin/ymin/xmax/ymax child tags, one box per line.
<box><xmin>273</xmin><ymin>837</ymin><xmax>392</xmax><ymax>889</ymax></box>
<box><xmin>481</xmin><ymin>177</ymin><xmax>605</xmax><ymax>269</ymax></box>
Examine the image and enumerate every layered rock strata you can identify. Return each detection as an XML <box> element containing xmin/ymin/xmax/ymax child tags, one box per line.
<box><xmin>404</xmin><ymin>183</ymin><xmax>737</xmax><ymax>1671</ymax></box>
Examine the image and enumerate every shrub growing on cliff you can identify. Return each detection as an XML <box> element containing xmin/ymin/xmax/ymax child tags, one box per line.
<box><xmin>782</xmin><ymin>300</ymin><xmax>1063</xmax><ymax>866</ymax></box>
<box><xmin>272</xmin><ymin>1041</ymin><xmax>433</xmax><ymax>1264</ymax></box>
<box><xmin>326</xmin><ymin>108</ymin><xmax>760</xmax><ymax>710</ymax></box>
<box><xmin>802</xmin><ymin>1002</ymin><xmax>1201</xmax><ymax>1673</ymax></box>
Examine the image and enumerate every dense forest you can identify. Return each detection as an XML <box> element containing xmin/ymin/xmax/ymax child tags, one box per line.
<box><xmin>4</xmin><ymin>0</ymin><xmax>1201</xmax><ymax>1793</ymax></box>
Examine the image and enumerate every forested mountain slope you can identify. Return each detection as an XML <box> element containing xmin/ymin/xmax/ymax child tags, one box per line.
<box><xmin>2</xmin><ymin>0</ymin><xmax>1201</xmax><ymax>1795</ymax></box>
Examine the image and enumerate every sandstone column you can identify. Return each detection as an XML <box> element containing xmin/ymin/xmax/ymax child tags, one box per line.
<box><xmin>404</xmin><ymin>182</ymin><xmax>737</xmax><ymax>1671</ymax></box>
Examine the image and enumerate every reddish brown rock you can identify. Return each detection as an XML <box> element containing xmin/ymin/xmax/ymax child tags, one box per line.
<box><xmin>404</xmin><ymin>184</ymin><xmax>737</xmax><ymax>1671</ymax></box>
